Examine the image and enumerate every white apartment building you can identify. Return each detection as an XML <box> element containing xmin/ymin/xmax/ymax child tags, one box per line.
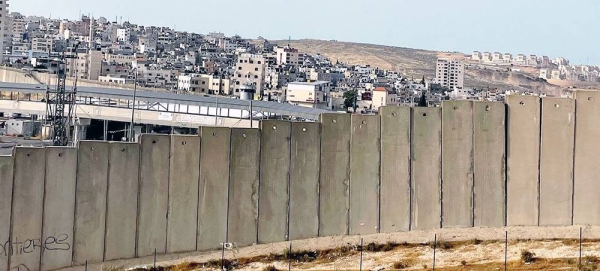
<box><xmin>372</xmin><ymin>87</ymin><xmax>398</xmax><ymax>111</ymax></box>
<box><xmin>492</xmin><ymin>52</ymin><xmax>503</xmax><ymax>63</ymax></box>
<box><xmin>471</xmin><ymin>51</ymin><xmax>482</xmax><ymax>61</ymax></box>
<box><xmin>275</xmin><ymin>46</ymin><xmax>302</xmax><ymax>66</ymax></box>
<box><xmin>233</xmin><ymin>53</ymin><xmax>266</xmax><ymax>95</ymax></box>
<box><xmin>435</xmin><ymin>58</ymin><xmax>464</xmax><ymax>90</ymax></box>
<box><xmin>117</xmin><ymin>28</ymin><xmax>131</xmax><ymax>43</ymax></box>
<box><xmin>0</xmin><ymin>0</ymin><xmax>8</xmax><ymax>59</ymax></box>
<box><xmin>177</xmin><ymin>74</ymin><xmax>195</xmax><ymax>91</ymax></box>
<box><xmin>482</xmin><ymin>52</ymin><xmax>492</xmax><ymax>62</ymax></box>
<box><xmin>286</xmin><ymin>81</ymin><xmax>331</xmax><ymax>109</ymax></box>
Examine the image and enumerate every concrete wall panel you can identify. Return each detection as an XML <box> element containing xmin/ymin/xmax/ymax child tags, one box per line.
<box><xmin>379</xmin><ymin>107</ymin><xmax>411</xmax><ymax>233</ymax></box>
<box><xmin>0</xmin><ymin>156</ymin><xmax>13</xmax><ymax>271</ymax></box>
<box><xmin>167</xmin><ymin>135</ymin><xmax>200</xmax><ymax>253</ymax></box>
<box><xmin>574</xmin><ymin>91</ymin><xmax>600</xmax><ymax>225</ymax></box>
<box><xmin>104</xmin><ymin>143</ymin><xmax>139</xmax><ymax>261</ymax></box>
<box><xmin>319</xmin><ymin>114</ymin><xmax>350</xmax><ymax>236</ymax></box>
<box><xmin>41</xmin><ymin>147</ymin><xmax>77</xmax><ymax>271</ymax></box>
<box><xmin>442</xmin><ymin>101</ymin><xmax>474</xmax><ymax>228</ymax></box>
<box><xmin>258</xmin><ymin>120</ymin><xmax>291</xmax><ymax>243</ymax></box>
<box><xmin>506</xmin><ymin>95</ymin><xmax>540</xmax><ymax>226</ymax></box>
<box><xmin>227</xmin><ymin>129</ymin><xmax>259</xmax><ymax>247</ymax></box>
<box><xmin>539</xmin><ymin>98</ymin><xmax>574</xmax><ymax>226</ymax></box>
<box><xmin>198</xmin><ymin>127</ymin><xmax>231</xmax><ymax>251</ymax></box>
<box><xmin>349</xmin><ymin>115</ymin><xmax>381</xmax><ymax>235</ymax></box>
<box><xmin>137</xmin><ymin>134</ymin><xmax>170</xmax><ymax>257</ymax></box>
<box><xmin>289</xmin><ymin>122</ymin><xmax>320</xmax><ymax>240</ymax></box>
<box><xmin>10</xmin><ymin>148</ymin><xmax>45</xmax><ymax>271</ymax></box>
<box><xmin>473</xmin><ymin>102</ymin><xmax>506</xmax><ymax>227</ymax></box>
<box><xmin>74</xmin><ymin>141</ymin><xmax>109</xmax><ymax>264</ymax></box>
<box><xmin>411</xmin><ymin>107</ymin><xmax>442</xmax><ymax>231</ymax></box>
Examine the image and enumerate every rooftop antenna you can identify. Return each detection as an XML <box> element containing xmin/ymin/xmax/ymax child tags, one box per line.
<box><xmin>288</xmin><ymin>36</ymin><xmax>291</xmax><ymax>47</ymax></box>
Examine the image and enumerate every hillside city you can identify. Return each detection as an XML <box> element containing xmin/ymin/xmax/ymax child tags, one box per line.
<box><xmin>2</xmin><ymin>4</ymin><xmax>599</xmax><ymax>113</ymax></box>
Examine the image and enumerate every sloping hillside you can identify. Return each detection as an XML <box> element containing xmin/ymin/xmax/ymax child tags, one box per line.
<box><xmin>282</xmin><ymin>39</ymin><xmax>563</xmax><ymax>95</ymax></box>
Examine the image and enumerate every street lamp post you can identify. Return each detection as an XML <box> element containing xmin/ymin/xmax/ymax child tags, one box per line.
<box><xmin>129</xmin><ymin>69</ymin><xmax>138</xmax><ymax>142</ymax></box>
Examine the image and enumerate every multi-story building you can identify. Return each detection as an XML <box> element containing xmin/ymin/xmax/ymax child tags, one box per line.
<box><xmin>372</xmin><ymin>86</ymin><xmax>398</xmax><ymax>110</ymax></box>
<box><xmin>0</xmin><ymin>1</ymin><xmax>8</xmax><ymax>59</ymax></box>
<box><xmin>471</xmin><ymin>51</ymin><xmax>482</xmax><ymax>61</ymax></box>
<box><xmin>482</xmin><ymin>52</ymin><xmax>492</xmax><ymax>62</ymax></box>
<box><xmin>66</xmin><ymin>49</ymin><xmax>103</xmax><ymax>80</ymax></box>
<box><xmin>503</xmin><ymin>53</ymin><xmax>513</xmax><ymax>63</ymax></box>
<box><xmin>117</xmin><ymin>28</ymin><xmax>131</xmax><ymax>43</ymax></box>
<box><xmin>105</xmin><ymin>53</ymin><xmax>135</xmax><ymax>65</ymax></box>
<box><xmin>492</xmin><ymin>52</ymin><xmax>503</xmax><ymax>63</ymax></box>
<box><xmin>286</xmin><ymin>81</ymin><xmax>331</xmax><ymax>109</ymax></box>
<box><xmin>275</xmin><ymin>46</ymin><xmax>301</xmax><ymax>66</ymax></box>
<box><xmin>232</xmin><ymin>53</ymin><xmax>265</xmax><ymax>95</ymax></box>
<box><xmin>515</xmin><ymin>54</ymin><xmax>527</xmax><ymax>65</ymax></box>
<box><xmin>435</xmin><ymin>58</ymin><xmax>464</xmax><ymax>90</ymax></box>
<box><xmin>31</xmin><ymin>37</ymin><xmax>52</xmax><ymax>52</ymax></box>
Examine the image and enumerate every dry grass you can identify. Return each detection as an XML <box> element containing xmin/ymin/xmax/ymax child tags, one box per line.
<box><xmin>133</xmin><ymin>238</ymin><xmax>600</xmax><ymax>271</ymax></box>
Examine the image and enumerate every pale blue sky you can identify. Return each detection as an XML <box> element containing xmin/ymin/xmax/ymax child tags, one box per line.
<box><xmin>11</xmin><ymin>0</ymin><xmax>600</xmax><ymax>65</ymax></box>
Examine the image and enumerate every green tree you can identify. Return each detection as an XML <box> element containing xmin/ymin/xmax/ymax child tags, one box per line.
<box><xmin>418</xmin><ymin>92</ymin><xmax>428</xmax><ymax>107</ymax></box>
<box><xmin>344</xmin><ymin>90</ymin><xmax>358</xmax><ymax>113</ymax></box>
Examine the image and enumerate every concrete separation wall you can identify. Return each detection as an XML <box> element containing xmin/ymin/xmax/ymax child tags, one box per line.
<box><xmin>573</xmin><ymin>91</ymin><xmax>600</xmax><ymax>225</ymax></box>
<box><xmin>6</xmin><ymin>95</ymin><xmax>600</xmax><ymax>269</ymax></box>
<box><xmin>539</xmin><ymin>98</ymin><xmax>575</xmax><ymax>226</ymax></box>
<box><xmin>473</xmin><ymin>102</ymin><xmax>506</xmax><ymax>227</ymax></box>
<box><xmin>105</xmin><ymin>143</ymin><xmax>139</xmax><ymax>261</ymax></box>
<box><xmin>506</xmin><ymin>95</ymin><xmax>540</xmax><ymax>226</ymax></box>
<box><xmin>349</xmin><ymin>115</ymin><xmax>381</xmax><ymax>235</ymax></box>
<box><xmin>74</xmin><ymin>141</ymin><xmax>109</xmax><ymax>264</ymax></box>
<box><xmin>10</xmin><ymin>148</ymin><xmax>45</xmax><ymax>271</ymax></box>
<box><xmin>167</xmin><ymin>136</ymin><xmax>200</xmax><ymax>253</ymax></box>
<box><xmin>379</xmin><ymin>106</ymin><xmax>411</xmax><ymax>233</ymax></box>
<box><xmin>442</xmin><ymin>101</ymin><xmax>474</xmax><ymax>228</ymax></box>
<box><xmin>319</xmin><ymin>114</ymin><xmax>351</xmax><ymax>236</ymax></box>
<box><xmin>41</xmin><ymin>147</ymin><xmax>77</xmax><ymax>271</ymax></box>
<box><xmin>136</xmin><ymin>134</ymin><xmax>170</xmax><ymax>257</ymax></box>
<box><xmin>227</xmin><ymin>128</ymin><xmax>260</xmax><ymax>247</ymax></box>
<box><xmin>0</xmin><ymin>156</ymin><xmax>13</xmax><ymax>271</ymax></box>
<box><xmin>198</xmin><ymin>127</ymin><xmax>231</xmax><ymax>251</ymax></box>
<box><xmin>289</xmin><ymin>122</ymin><xmax>320</xmax><ymax>240</ymax></box>
<box><xmin>411</xmin><ymin>107</ymin><xmax>442</xmax><ymax>231</ymax></box>
<box><xmin>258</xmin><ymin>120</ymin><xmax>291</xmax><ymax>244</ymax></box>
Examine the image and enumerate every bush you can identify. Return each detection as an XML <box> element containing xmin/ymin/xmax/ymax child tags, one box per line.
<box><xmin>461</xmin><ymin>260</ymin><xmax>467</xmax><ymax>266</ymax></box>
<box><xmin>262</xmin><ymin>265</ymin><xmax>278</xmax><ymax>271</ymax></box>
<box><xmin>392</xmin><ymin>261</ymin><xmax>408</xmax><ymax>269</ymax></box>
<box><xmin>521</xmin><ymin>250</ymin><xmax>535</xmax><ymax>263</ymax></box>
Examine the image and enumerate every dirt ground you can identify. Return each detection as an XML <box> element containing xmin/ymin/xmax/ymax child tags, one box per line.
<box><xmin>67</xmin><ymin>226</ymin><xmax>600</xmax><ymax>271</ymax></box>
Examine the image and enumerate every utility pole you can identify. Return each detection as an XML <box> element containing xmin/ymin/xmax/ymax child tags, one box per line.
<box><xmin>46</xmin><ymin>40</ymin><xmax>80</xmax><ymax>146</ymax></box>
<box><xmin>129</xmin><ymin>69</ymin><xmax>138</xmax><ymax>142</ymax></box>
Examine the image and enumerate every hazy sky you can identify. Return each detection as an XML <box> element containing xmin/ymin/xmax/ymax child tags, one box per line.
<box><xmin>11</xmin><ymin>0</ymin><xmax>600</xmax><ymax>65</ymax></box>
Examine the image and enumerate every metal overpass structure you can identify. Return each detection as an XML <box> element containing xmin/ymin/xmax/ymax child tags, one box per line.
<box><xmin>0</xmin><ymin>82</ymin><xmax>330</xmax><ymax>128</ymax></box>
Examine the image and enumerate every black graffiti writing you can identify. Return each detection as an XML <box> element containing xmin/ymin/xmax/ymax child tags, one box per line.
<box><xmin>43</xmin><ymin>234</ymin><xmax>70</xmax><ymax>251</ymax></box>
<box><xmin>0</xmin><ymin>234</ymin><xmax>70</xmax><ymax>257</ymax></box>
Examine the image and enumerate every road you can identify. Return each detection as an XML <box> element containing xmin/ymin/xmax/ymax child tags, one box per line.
<box><xmin>0</xmin><ymin>137</ymin><xmax>51</xmax><ymax>156</ymax></box>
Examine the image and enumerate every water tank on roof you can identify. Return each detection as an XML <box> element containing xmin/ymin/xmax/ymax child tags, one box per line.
<box><xmin>239</xmin><ymin>83</ymin><xmax>256</xmax><ymax>101</ymax></box>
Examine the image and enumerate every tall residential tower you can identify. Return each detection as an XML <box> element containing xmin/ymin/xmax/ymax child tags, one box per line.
<box><xmin>435</xmin><ymin>58</ymin><xmax>464</xmax><ymax>90</ymax></box>
<box><xmin>0</xmin><ymin>0</ymin><xmax>8</xmax><ymax>62</ymax></box>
